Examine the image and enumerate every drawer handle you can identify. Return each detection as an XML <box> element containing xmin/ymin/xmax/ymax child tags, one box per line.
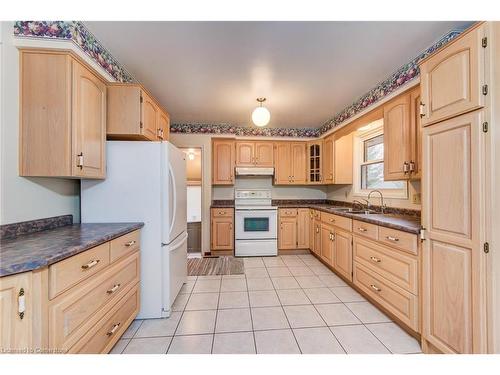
<box><xmin>125</xmin><ymin>240</ymin><xmax>136</xmax><ymax>247</ymax></box>
<box><xmin>386</xmin><ymin>236</ymin><xmax>399</xmax><ymax>242</ymax></box>
<box><xmin>370</xmin><ymin>284</ymin><xmax>381</xmax><ymax>292</ymax></box>
<box><xmin>358</xmin><ymin>227</ymin><xmax>367</xmax><ymax>232</ymax></box>
<box><xmin>81</xmin><ymin>259</ymin><xmax>100</xmax><ymax>270</ymax></box>
<box><xmin>106</xmin><ymin>283</ymin><xmax>121</xmax><ymax>294</ymax></box>
<box><xmin>106</xmin><ymin>323</ymin><xmax>121</xmax><ymax>336</ymax></box>
<box><xmin>370</xmin><ymin>256</ymin><xmax>381</xmax><ymax>263</ymax></box>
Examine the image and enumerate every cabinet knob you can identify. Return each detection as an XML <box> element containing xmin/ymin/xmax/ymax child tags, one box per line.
<box><xmin>403</xmin><ymin>162</ymin><xmax>409</xmax><ymax>174</ymax></box>
<box><xmin>357</xmin><ymin>227</ymin><xmax>367</xmax><ymax>232</ymax></box>
<box><xmin>18</xmin><ymin>288</ymin><xmax>25</xmax><ymax>320</ymax></box>
<box><xmin>370</xmin><ymin>256</ymin><xmax>381</xmax><ymax>263</ymax></box>
<box><xmin>125</xmin><ymin>240</ymin><xmax>136</xmax><ymax>247</ymax></box>
<box><xmin>77</xmin><ymin>152</ymin><xmax>84</xmax><ymax>169</ymax></box>
<box><xmin>106</xmin><ymin>323</ymin><xmax>121</xmax><ymax>336</ymax></box>
<box><xmin>106</xmin><ymin>283</ymin><xmax>121</xmax><ymax>294</ymax></box>
<box><xmin>386</xmin><ymin>235</ymin><xmax>399</xmax><ymax>242</ymax></box>
<box><xmin>409</xmin><ymin>161</ymin><xmax>415</xmax><ymax>172</ymax></box>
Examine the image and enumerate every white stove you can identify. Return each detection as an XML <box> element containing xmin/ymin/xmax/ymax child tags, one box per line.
<box><xmin>234</xmin><ymin>189</ymin><xmax>278</xmax><ymax>257</ymax></box>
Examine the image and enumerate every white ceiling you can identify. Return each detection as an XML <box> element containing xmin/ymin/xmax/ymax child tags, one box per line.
<box><xmin>85</xmin><ymin>21</ymin><xmax>470</xmax><ymax>128</ymax></box>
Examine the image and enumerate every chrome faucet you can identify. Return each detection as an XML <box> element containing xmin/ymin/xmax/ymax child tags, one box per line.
<box><xmin>367</xmin><ymin>190</ymin><xmax>386</xmax><ymax>213</ymax></box>
<box><xmin>352</xmin><ymin>199</ymin><xmax>370</xmax><ymax>211</ymax></box>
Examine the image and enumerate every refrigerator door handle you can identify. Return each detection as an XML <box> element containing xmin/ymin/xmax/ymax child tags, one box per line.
<box><xmin>168</xmin><ymin>164</ymin><xmax>177</xmax><ymax>237</ymax></box>
<box><xmin>162</xmin><ymin>232</ymin><xmax>188</xmax><ymax>248</ymax></box>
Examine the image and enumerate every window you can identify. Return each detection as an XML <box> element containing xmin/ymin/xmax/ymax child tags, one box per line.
<box><xmin>353</xmin><ymin>119</ymin><xmax>407</xmax><ymax>199</ymax></box>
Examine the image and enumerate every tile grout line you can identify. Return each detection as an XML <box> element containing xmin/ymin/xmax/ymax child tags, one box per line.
<box><xmin>210</xmin><ymin>277</ymin><xmax>222</xmax><ymax>354</ymax></box>
<box><xmin>166</xmin><ymin>280</ymin><xmax>197</xmax><ymax>353</ymax></box>
<box><xmin>244</xmin><ymin>271</ymin><xmax>258</xmax><ymax>354</ymax></box>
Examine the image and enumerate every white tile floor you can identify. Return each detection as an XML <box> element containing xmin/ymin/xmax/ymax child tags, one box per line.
<box><xmin>111</xmin><ymin>254</ymin><xmax>422</xmax><ymax>354</ymax></box>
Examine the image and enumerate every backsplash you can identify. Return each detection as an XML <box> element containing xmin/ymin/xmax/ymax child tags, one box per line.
<box><xmin>0</xmin><ymin>215</ymin><xmax>73</xmax><ymax>240</ymax></box>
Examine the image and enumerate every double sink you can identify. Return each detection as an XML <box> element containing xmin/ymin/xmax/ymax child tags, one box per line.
<box><xmin>333</xmin><ymin>207</ymin><xmax>380</xmax><ymax>215</ymax></box>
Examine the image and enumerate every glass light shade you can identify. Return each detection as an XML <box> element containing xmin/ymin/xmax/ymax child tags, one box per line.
<box><xmin>252</xmin><ymin>106</ymin><xmax>271</xmax><ymax>127</ymax></box>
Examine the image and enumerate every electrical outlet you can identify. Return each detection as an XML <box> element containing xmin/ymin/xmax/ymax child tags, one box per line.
<box><xmin>412</xmin><ymin>193</ymin><xmax>421</xmax><ymax>204</ymax></box>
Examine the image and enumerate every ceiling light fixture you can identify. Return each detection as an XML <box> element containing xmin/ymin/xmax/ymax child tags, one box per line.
<box><xmin>252</xmin><ymin>97</ymin><xmax>270</xmax><ymax>127</ymax></box>
<box><xmin>188</xmin><ymin>152</ymin><xmax>195</xmax><ymax>160</ymax></box>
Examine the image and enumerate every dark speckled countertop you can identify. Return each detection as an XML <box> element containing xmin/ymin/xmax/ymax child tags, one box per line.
<box><xmin>211</xmin><ymin>199</ymin><xmax>421</xmax><ymax>234</ymax></box>
<box><xmin>0</xmin><ymin>222</ymin><xmax>144</xmax><ymax>277</ymax></box>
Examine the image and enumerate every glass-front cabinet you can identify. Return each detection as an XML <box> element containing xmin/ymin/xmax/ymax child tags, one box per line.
<box><xmin>307</xmin><ymin>140</ymin><xmax>323</xmax><ymax>184</ymax></box>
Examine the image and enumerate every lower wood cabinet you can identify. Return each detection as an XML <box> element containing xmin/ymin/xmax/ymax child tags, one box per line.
<box><xmin>278</xmin><ymin>208</ymin><xmax>310</xmax><ymax>250</ymax></box>
<box><xmin>0</xmin><ymin>229</ymin><xmax>141</xmax><ymax>354</ymax></box>
<box><xmin>333</xmin><ymin>229</ymin><xmax>352</xmax><ymax>281</ymax></box>
<box><xmin>0</xmin><ymin>272</ymin><xmax>33</xmax><ymax>353</ymax></box>
<box><xmin>320</xmin><ymin>223</ymin><xmax>334</xmax><ymax>264</ymax></box>
<box><xmin>211</xmin><ymin>208</ymin><xmax>234</xmax><ymax>251</ymax></box>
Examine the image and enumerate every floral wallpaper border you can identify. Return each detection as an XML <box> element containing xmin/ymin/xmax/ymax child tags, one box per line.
<box><xmin>13</xmin><ymin>21</ymin><xmax>471</xmax><ymax>137</ymax></box>
<box><xmin>13</xmin><ymin>21</ymin><xmax>134</xmax><ymax>83</ymax></box>
<box><xmin>169</xmin><ymin>122</ymin><xmax>321</xmax><ymax>138</ymax></box>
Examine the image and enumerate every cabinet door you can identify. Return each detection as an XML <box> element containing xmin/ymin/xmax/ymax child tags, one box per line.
<box><xmin>296</xmin><ymin>209</ymin><xmax>310</xmax><ymax>249</ymax></box>
<box><xmin>211</xmin><ymin>217</ymin><xmax>234</xmax><ymax>250</ymax></box>
<box><xmin>291</xmin><ymin>142</ymin><xmax>307</xmax><ymax>184</ymax></box>
<box><xmin>158</xmin><ymin>111</ymin><xmax>170</xmax><ymax>141</ymax></box>
<box><xmin>409</xmin><ymin>87</ymin><xmax>422</xmax><ymax>178</ymax></box>
<box><xmin>320</xmin><ymin>223</ymin><xmax>334</xmax><ymax>265</ymax></box>
<box><xmin>141</xmin><ymin>92</ymin><xmax>159</xmax><ymax>141</ymax></box>
<box><xmin>420</xmin><ymin>25</ymin><xmax>485</xmax><ymax>126</ymax></box>
<box><xmin>422</xmin><ymin>110</ymin><xmax>486</xmax><ymax>353</ymax></box>
<box><xmin>334</xmin><ymin>229</ymin><xmax>352</xmax><ymax>281</ymax></box>
<box><xmin>334</xmin><ymin>133</ymin><xmax>353</xmax><ymax>184</ymax></box>
<box><xmin>212</xmin><ymin>139</ymin><xmax>235</xmax><ymax>185</ymax></box>
<box><xmin>274</xmin><ymin>143</ymin><xmax>291</xmax><ymax>184</ymax></box>
<box><xmin>255</xmin><ymin>142</ymin><xmax>274</xmax><ymax>167</ymax></box>
<box><xmin>235</xmin><ymin>142</ymin><xmax>255</xmax><ymax>166</ymax></box>
<box><xmin>72</xmin><ymin>60</ymin><xmax>106</xmax><ymax>178</ymax></box>
<box><xmin>279</xmin><ymin>217</ymin><xmax>297</xmax><ymax>250</ymax></box>
<box><xmin>323</xmin><ymin>135</ymin><xmax>334</xmax><ymax>184</ymax></box>
<box><xmin>384</xmin><ymin>93</ymin><xmax>411</xmax><ymax>181</ymax></box>
<box><xmin>0</xmin><ymin>272</ymin><xmax>32</xmax><ymax>352</ymax></box>
<box><xmin>307</xmin><ymin>141</ymin><xmax>323</xmax><ymax>184</ymax></box>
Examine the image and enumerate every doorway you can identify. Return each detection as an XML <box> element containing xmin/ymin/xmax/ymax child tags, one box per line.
<box><xmin>180</xmin><ymin>148</ymin><xmax>202</xmax><ymax>258</ymax></box>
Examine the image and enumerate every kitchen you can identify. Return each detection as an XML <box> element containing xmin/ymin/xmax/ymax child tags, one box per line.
<box><xmin>0</xmin><ymin>8</ymin><xmax>499</xmax><ymax>365</ymax></box>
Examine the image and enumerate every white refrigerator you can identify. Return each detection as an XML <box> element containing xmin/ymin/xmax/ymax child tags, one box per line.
<box><xmin>81</xmin><ymin>141</ymin><xmax>187</xmax><ymax>319</ymax></box>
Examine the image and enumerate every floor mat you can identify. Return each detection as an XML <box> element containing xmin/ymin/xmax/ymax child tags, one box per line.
<box><xmin>187</xmin><ymin>256</ymin><xmax>244</xmax><ymax>276</ymax></box>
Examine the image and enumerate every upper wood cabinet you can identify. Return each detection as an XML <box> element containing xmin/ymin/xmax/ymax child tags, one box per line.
<box><xmin>212</xmin><ymin>138</ymin><xmax>235</xmax><ymax>185</ymax></box>
<box><xmin>409</xmin><ymin>87</ymin><xmax>422</xmax><ymax>178</ymax></box>
<box><xmin>419</xmin><ymin>23</ymin><xmax>486</xmax><ymax>126</ymax></box>
<box><xmin>421</xmin><ymin>110</ymin><xmax>487</xmax><ymax>353</ymax></box>
<box><xmin>106</xmin><ymin>84</ymin><xmax>170</xmax><ymax>141</ymax></box>
<box><xmin>323</xmin><ymin>135</ymin><xmax>334</xmax><ymax>184</ymax></box>
<box><xmin>158</xmin><ymin>111</ymin><xmax>170</xmax><ymax>141</ymax></box>
<box><xmin>235</xmin><ymin>141</ymin><xmax>273</xmax><ymax>167</ymax></box>
<box><xmin>274</xmin><ymin>142</ymin><xmax>307</xmax><ymax>185</ymax></box>
<box><xmin>0</xmin><ymin>272</ymin><xmax>33</xmax><ymax>352</ymax></box>
<box><xmin>383</xmin><ymin>92</ymin><xmax>411</xmax><ymax>181</ymax></box>
<box><xmin>307</xmin><ymin>140</ymin><xmax>323</xmax><ymax>184</ymax></box>
<box><xmin>334</xmin><ymin>132</ymin><xmax>353</xmax><ymax>184</ymax></box>
<box><xmin>19</xmin><ymin>50</ymin><xmax>106</xmax><ymax>179</ymax></box>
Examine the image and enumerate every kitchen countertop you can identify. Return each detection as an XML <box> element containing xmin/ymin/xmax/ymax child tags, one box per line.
<box><xmin>211</xmin><ymin>199</ymin><xmax>421</xmax><ymax>234</ymax></box>
<box><xmin>0</xmin><ymin>222</ymin><xmax>144</xmax><ymax>277</ymax></box>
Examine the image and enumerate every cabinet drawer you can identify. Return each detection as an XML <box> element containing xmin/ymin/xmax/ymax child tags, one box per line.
<box><xmin>353</xmin><ymin>220</ymin><xmax>378</xmax><ymax>240</ymax></box>
<box><xmin>279</xmin><ymin>208</ymin><xmax>297</xmax><ymax>217</ymax></box>
<box><xmin>379</xmin><ymin>227</ymin><xmax>418</xmax><ymax>255</ymax></box>
<box><xmin>49</xmin><ymin>252</ymin><xmax>140</xmax><ymax>350</ymax></box>
<box><xmin>49</xmin><ymin>242</ymin><xmax>110</xmax><ymax>299</ymax></box>
<box><xmin>321</xmin><ymin>212</ymin><xmax>352</xmax><ymax>232</ymax></box>
<box><xmin>353</xmin><ymin>236</ymin><xmax>418</xmax><ymax>294</ymax></box>
<box><xmin>69</xmin><ymin>284</ymin><xmax>140</xmax><ymax>354</ymax></box>
<box><xmin>353</xmin><ymin>262</ymin><xmax>418</xmax><ymax>331</ymax></box>
<box><xmin>211</xmin><ymin>208</ymin><xmax>234</xmax><ymax>217</ymax></box>
<box><xmin>110</xmin><ymin>230</ymin><xmax>140</xmax><ymax>263</ymax></box>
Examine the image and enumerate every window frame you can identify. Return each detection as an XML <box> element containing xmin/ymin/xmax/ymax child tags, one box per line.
<box><xmin>352</xmin><ymin>122</ymin><xmax>408</xmax><ymax>199</ymax></box>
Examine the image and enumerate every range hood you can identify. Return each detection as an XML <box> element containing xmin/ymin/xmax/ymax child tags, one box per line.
<box><xmin>235</xmin><ymin>167</ymin><xmax>274</xmax><ymax>176</ymax></box>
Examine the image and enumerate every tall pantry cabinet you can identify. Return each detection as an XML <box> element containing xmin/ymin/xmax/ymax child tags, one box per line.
<box><xmin>419</xmin><ymin>22</ymin><xmax>492</xmax><ymax>354</ymax></box>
